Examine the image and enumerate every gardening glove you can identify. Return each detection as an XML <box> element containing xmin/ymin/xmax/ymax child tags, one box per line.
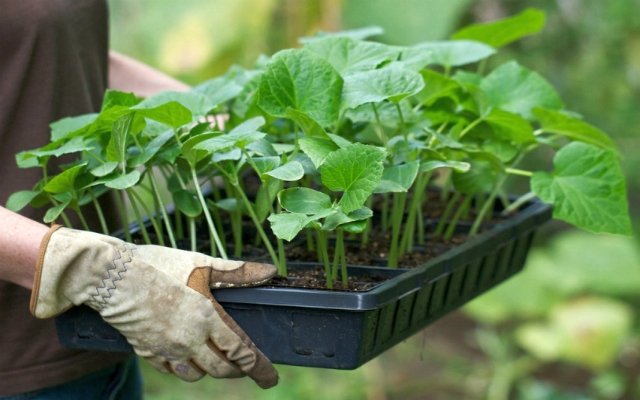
<box><xmin>30</xmin><ymin>225</ymin><xmax>279</xmax><ymax>389</ymax></box>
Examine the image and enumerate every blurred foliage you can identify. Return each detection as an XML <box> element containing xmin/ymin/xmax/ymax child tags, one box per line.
<box><xmin>107</xmin><ymin>0</ymin><xmax>640</xmax><ymax>398</ymax></box>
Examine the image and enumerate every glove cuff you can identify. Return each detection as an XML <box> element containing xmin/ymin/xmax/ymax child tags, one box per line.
<box><xmin>30</xmin><ymin>224</ymin><xmax>64</xmax><ymax>317</ymax></box>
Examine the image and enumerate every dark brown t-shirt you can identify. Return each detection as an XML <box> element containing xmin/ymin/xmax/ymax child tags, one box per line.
<box><xmin>0</xmin><ymin>0</ymin><xmax>131</xmax><ymax>395</ymax></box>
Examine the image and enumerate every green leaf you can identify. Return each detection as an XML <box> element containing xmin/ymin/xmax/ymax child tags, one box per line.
<box><xmin>246</xmin><ymin>139</ymin><xmax>278</xmax><ymax>157</ymax></box>
<box><xmin>481</xmin><ymin>61</ymin><xmax>564</xmax><ymax>120</ymax></box>
<box><xmin>278</xmin><ymin>187</ymin><xmax>333</xmax><ymax>214</ymax></box>
<box><xmin>228</xmin><ymin>116</ymin><xmax>266</xmax><ymax>135</ymax></box>
<box><xmin>452</xmin><ymin>155</ymin><xmax>502</xmax><ymax>194</ymax></box>
<box><xmin>303</xmin><ymin>36</ymin><xmax>400</xmax><ymax>75</ymax></box>
<box><xmin>298</xmin><ymin>137</ymin><xmax>340</xmax><ymax>168</ymax></box>
<box><xmin>533</xmin><ymin>107</ymin><xmax>618</xmax><ymax>151</ymax></box>
<box><xmin>133</xmin><ymin>101</ymin><xmax>192</xmax><ymax>129</ymax></box>
<box><xmin>6</xmin><ymin>190</ymin><xmax>41</xmax><ymax>212</ymax></box>
<box><xmin>252</xmin><ymin>156</ymin><xmax>281</xmax><ymax>175</ymax></box>
<box><xmin>342</xmin><ymin>220</ymin><xmax>368</xmax><ymax>234</ymax></box>
<box><xmin>322</xmin><ymin>207</ymin><xmax>372</xmax><ymax>231</ymax></box>
<box><xmin>265</xmin><ymin>161</ymin><xmax>304</xmax><ymax>181</ymax></box>
<box><xmin>258</xmin><ymin>49</ymin><xmax>343</xmax><ymax>127</ymax></box>
<box><xmin>285</xmin><ymin>108</ymin><xmax>331</xmax><ymax>139</ymax></box>
<box><xmin>90</xmin><ymin>162</ymin><xmax>119</xmax><ymax>177</ymax></box>
<box><xmin>172</xmin><ymin>189</ymin><xmax>202</xmax><ymax>217</ymax></box>
<box><xmin>322</xmin><ymin>143</ymin><xmax>386</xmax><ymax>213</ymax></box>
<box><xmin>420</xmin><ymin>160</ymin><xmax>470</xmax><ymax>173</ymax></box>
<box><xmin>531</xmin><ymin>142</ymin><xmax>631</xmax><ymax>235</ymax></box>
<box><xmin>415</xmin><ymin>70</ymin><xmax>459</xmax><ymax>106</ymax></box>
<box><xmin>181</xmin><ymin>132</ymin><xmax>219</xmax><ymax>167</ymax></box>
<box><xmin>393</xmin><ymin>46</ymin><xmax>434</xmax><ymax>72</ymax></box>
<box><xmin>43</xmin><ymin>199</ymin><xmax>71</xmax><ymax>224</ymax></box>
<box><xmin>43</xmin><ymin>164</ymin><xmax>86</xmax><ymax>194</ymax></box>
<box><xmin>452</xmin><ymin>8</ymin><xmax>546</xmax><ymax>48</ymax></box>
<box><xmin>373</xmin><ymin>161</ymin><xmax>420</xmax><ymax>193</ymax></box>
<box><xmin>341</xmin><ymin>67</ymin><xmax>424</xmax><ymax>110</ymax></box>
<box><xmin>192</xmin><ymin>76</ymin><xmax>243</xmax><ymax>107</ymax></box>
<box><xmin>104</xmin><ymin>170</ymin><xmax>141</xmax><ymax>190</ymax></box>
<box><xmin>412</xmin><ymin>40</ymin><xmax>495</xmax><ymax>68</ymax></box>
<box><xmin>483</xmin><ymin>108</ymin><xmax>536</xmax><ymax>143</ymax></box>
<box><xmin>212</xmin><ymin>198</ymin><xmax>244</xmax><ymax>214</ymax></box>
<box><xmin>299</xmin><ymin>26</ymin><xmax>384</xmax><ymax>43</ymax></box>
<box><xmin>101</xmin><ymin>90</ymin><xmax>139</xmax><ymax>111</ymax></box>
<box><xmin>106</xmin><ymin>113</ymin><xmax>135</xmax><ymax>164</ymax></box>
<box><xmin>136</xmin><ymin>91</ymin><xmax>213</xmax><ymax>120</ymax></box>
<box><xmin>267</xmin><ymin>212</ymin><xmax>314</xmax><ymax>242</ymax></box>
<box><xmin>28</xmin><ymin>136</ymin><xmax>94</xmax><ymax>159</ymax></box>
<box><xmin>50</xmin><ymin>114</ymin><xmax>98</xmax><ymax>141</ymax></box>
<box><xmin>128</xmin><ymin>130</ymin><xmax>175</xmax><ymax>168</ymax></box>
<box><xmin>194</xmin><ymin>130</ymin><xmax>266</xmax><ymax>153</ymax></box>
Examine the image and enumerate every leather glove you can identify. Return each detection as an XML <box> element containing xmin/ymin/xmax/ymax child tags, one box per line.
<box><xmin>30</xmin><ymin>225</ymin><xmax>279</xmax><ymax>388</ymax></box>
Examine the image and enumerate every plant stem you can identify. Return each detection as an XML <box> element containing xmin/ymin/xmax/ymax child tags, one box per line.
<box><xmin>189</xmin><ymin>217</ymin><xmax>196</xmax><ymax>252</ymax></box>
<box><xmin>337</xmin><ymin>229</ymin><xmax>348</xmax><ymax>286</ymax></box>
<box><xmin>361</xmin><ymin>196</ymin><xmax>373</xmax><ymax>246</ymax></box>
<box><xmin>458</xmin><ymin>118</ymin><xmax>482</xmax><ymax>139</ymax></box>
<box><xmin>400</xmin><ymin>171</ymin><xmax>432</xmax><ymax>254</ymax></box>
<box><xmin>504</xmin><ymin>167</ymin><xmax>533</xmax><ymax>177</ymax></box>
<box><xmin>501</xmin><ymin>191</ymin><xmax>536</xmax><ymax>216</ymax></box>
<box><xmin>126</xmin><ymin>189</ymin><xmax>151</xmax><ymax>245</ymax></box>
<box><xmin>316</xmin><ymin>228</ymin><xmax>333</xmax><ymax>289</ymax></box>
<box><xmin>207</xmin><ymin>176</ymin><xmax>226</xmax><ymax>250</ymax></box>
<box><xmin>388</xmin><ymin>192</ymin><xmax>407</xmax><ymax>268</ymax></box>
<box><xmin>371</xmin><ymin>103</ymin><xmax>388</xmax><ymax>147</ymax></box>
<box><xmin>75</xmin><ymin>207</ymin><xmax>90</xmax><ymax>231</ymax></box>
<box><xmin>395</xmin><ymin>103</ymin><xmax>411</xmax><ymax>159</ymax></box>
<box><xmin>114</xmin><ymin>190</ymin><xmax>132</xmax><ymax>242</ymax></box>
<box><xmin>444</xmin><ymin>195</ymin><xmax>472</xmax><ymax>240</ymax></box>
<box><xmin>127</xmin><ymin>188</ymin><xmax>165</xmax><ymax>247</ymax></box>
<box><xmin>190</xmin><ymin>167</ymin><xmax>226</xmax><ymax>258</ymax></box>
<box><xmin>434</xmin><ymin>191</ymin><xmax>461</xmax><ymax>237</ymax></box>
<box><xmin>469</xmin><ymin>175</ymin><xmax>507</xmax><ymax>237</ymax></box>
<box><xmin>174</xmin><ymin>208</ymin><xmax>184</xmax><ymax>240</ymax></box>
<box><xmin>147</xmin><ymin>167</ymin><xmax>177</xmax><ymax>248</ymax></box>
<box><xmin>88</xmin><ymin>188</ymin><xmax>109</xmax><ymax>235</ymax></box>
<box><xmin>382</xmin><ymin>193</ymin><xmax>389</xmax><ymax>231</ymax></box>
<box><xmin>306</xmin><ymin>229</ymin><xmax>315</xmax><ymax>251</ymax></box>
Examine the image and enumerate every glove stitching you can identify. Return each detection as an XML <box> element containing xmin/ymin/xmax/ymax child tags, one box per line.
<box><xmin>87</xmin><ymin>243</ymin><xmax>135</xmax><ymax>310</ymax></box>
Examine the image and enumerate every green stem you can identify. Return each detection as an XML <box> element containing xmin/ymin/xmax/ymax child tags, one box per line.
<box><xmin>458</xmin><ymin>118</ymin><xmax>482</xmax><ymax>139</ymax></box>
<box><xmin>435</xmin><ymin>191</ymin><xmax>461</xmax><ymax>237</ymax></box>
<box><xmin>470</xmin><ymin>175</ymin><xmax>507</xmax><ymax>237</ymax></box>
<box><xmin>338</xmin><ymin>229</ymin><xmax>348</xmax><ymax>286</ymax></box>
<box><xmin>174</xmin><ymin>208</ymin><xmax>184</xmax><ymax>240</ymax></box>
<box><xmin>387</xmin><ymin>192</ymin><xmax>407</xmax><ymax>268</ymax></box>
<box><xmin>306</xmin><ymin>229</ymin><xmax>315</xmax><ymax>251</ymax></box>
<box><xmin>191</xmin><ymin>167</ymin><xmax>226</xmax><ymax>258</ymax></box>
<box><xmin>395</xmin><ymin>103</ymin><xmax>411</xmax><ymax>159</ymax></box>
<box><xmin>75</xmin><ymin>207</ymin><xmax>90</xmax><ymax>231</ymax></box>
<box><xmin>444</xmin><ymin>195</ymin><xmax>471</xmax><ymax>240</ymax></box>
<box><xmin>189</xmin><ymin>217</ymin><xmax>196</xmax><ymax>252</ymax></box>
<box><xmin>114</xmin><ymin>190</ymin><xmax>132</xmax><ymax>242</ymax></box>
<box><xmin>371</xmin><ymin>103</ymin><xmax>388</xmax><ymax>147</ymax></box>
<box><xmin>440</xmin><ymin>174</ymin><xmax>452</xmax><ymax>202</ymax></box>
<box><xmin>60</xmin><ymin>211</ymin><xmax>73</xmax><ymax>228</ymax></box>
<box><xmin>505</xmin><ymin>167</ymin><xmax>533</xmax><ymax>177</ymax></box>
<box><xmin>400</xmin><ymin>171</ymin><xmax>432</xmax><ymax>254</ymax></box>
<box><xmin>127</xmin><ymin>188</ymin><xmax>165</xmax><ymax>247</ymax></box>
<box><xmin>147</xmin><ymin>167</ymin><xmax>177</xmax><ymax>248</ymax></box>
<box><xmin>382</xmin><ymin>193</ymin><xmax>389</xmax><ymax>231</ymax></box>
<box><xmin>501</xmin><ymin>191</ymin><xmax>536</xmax><ymax>216</ymax></box>
<box><xmin>207</xmin><ymin>176</ymin><xmax>226</xmax><ymax>251</ymax></box>
<box><xmin>361</xmin><ymin>196</ymin><xmax>373</xmax><ymax>246</ymax></box>
<box><xmin>88</xmin><ymin>188</ymin><xmax>109</xmax><ymax>235</ymax></box>
<box><xmin>316</xmin><ymin>228</ymin><xmax>333</xmax><ymax>289</ymax></box>
<box><xmin>126</xmin><ymin>189</ymin><xmax>151</xmax><ymax>245</ymax></box>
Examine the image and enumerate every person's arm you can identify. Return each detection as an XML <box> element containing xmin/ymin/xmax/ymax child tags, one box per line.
<box><xmin>0</xmin><ymin>206</ymin><xmax>48</xmax><ymax>290</ymax></box>
<box><xmin>108</xmin><ymin>50</ymin><xmax>190</xmax><ymax>97</ymax></box>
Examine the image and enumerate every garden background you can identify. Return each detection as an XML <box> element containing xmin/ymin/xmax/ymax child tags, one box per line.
<box><xmin>107</xmin><ymin>0</ymin><xmax>640</xmax><ymax>398</ymax></box>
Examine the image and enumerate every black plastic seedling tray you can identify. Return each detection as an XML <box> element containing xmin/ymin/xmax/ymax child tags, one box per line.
<box><xmin>55</xmin><ymin>199</ymin><xmax>552</xmax><ymax>369</ymax></box>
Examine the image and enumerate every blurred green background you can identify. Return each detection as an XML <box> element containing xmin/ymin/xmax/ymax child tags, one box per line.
<box><xmin>108</xmin><ymin>0</ymin><xmax>640</xmax><ymax>398</ymax></box>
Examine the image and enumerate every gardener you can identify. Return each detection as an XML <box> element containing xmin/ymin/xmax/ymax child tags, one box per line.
<box><xmin>0</xmin><ymin>1</ymin><xmax>278</xmax><ymax>398</ymax></box>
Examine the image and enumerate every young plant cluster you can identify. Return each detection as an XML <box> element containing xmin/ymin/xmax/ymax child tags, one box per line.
<box><xmin>7</xmin><ymin>9</ymin><xmax>631</xmax><ymax>289</ymax></box>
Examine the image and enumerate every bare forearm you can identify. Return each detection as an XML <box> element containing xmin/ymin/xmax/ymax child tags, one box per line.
<box><xmin>0</xmin><ymin>206</ymin><xmax>48</xmax><ymax>289</ymax></box>
<box><xmin>108</xmin><ymin>51</ymin><xmax>190</xmax><ymax>97</ymax></box>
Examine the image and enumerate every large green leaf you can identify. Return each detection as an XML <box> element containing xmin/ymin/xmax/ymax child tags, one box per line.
<box><xmin>411</xmin><ymin>40</ymin><xmax>495</xmax><ymax>68</ymax></box>
<box><xmin>50</xmin><ymin>114</ymin><xmax>98</xmax><ymax>142</ymax></box>
<box><xmin>285</xmin><ymin>108</ymin><xmax>331</xmax><ymax>140</ymax></box>
<box><xmin>299</xmin><ymin>26</ymin><xmax>384</xmax><ymax>43</ymax></box>
<box><xmin>341</xmin><ymin>67</ymin><xmax>424</xmax><ymax>110</ymax></box>
<box><xmin>531</xmin><ymin>142</ymin><xmax>631</xmax><ymax>235</ymax></box>
<box><xmin>181</xmin><ymin>132</ymin><xmax>218</xmax><ymax>167</ymax></box>
<box><xmin>136</xmin><ymin>91</ymin><xmax>214</xmax><ymax>120</ymax></box>
<box><xmin>278</xmin><ymin>187</ymin><xmax>333</xmax><ymax>214</ymax></box>
<box><xmin>104</xmin><ymin>170</ymin><xmax>141</xmax><ymax>190</ymax></box>
<box><xmin>43</xmin><ymin>164</ymin><xmax>86</xmax><ymax>194</ymax></box>
<box><xmin>265</xmin><ymin>161</ymin><xmax>304</xmax><ymax>181</ymax></box>
<box><xmin>101</xmin><ymin>90</ymin><xmax>139</xmax><ymax>111</ymax></box>
<box><xmin>321</xmin><ymin>143</ymin><xmax>386</xmax><ymax>213</ymax></box>
<box><xmin>106</xmin><ymin>113</ymin><xmax>135</xmax><ymax>164</ymax></box>
<box><xmin>533</xmin><ymin>107</ymin><xmax>618</xmax><ymax>151</ymax></box>
<box><xmin>298</xmin><ymin>137</ymin><xmax>340</xmax><ymax>168</ymax></box>
<box><xmin>6</xmin><ymin>190</ymin><xmax>41</xmax><ymax>213</ymax></box>
<box><xmin>267</xmin><ymin>212</ymin><xmax>314</xmax><ymax>242</ymax></box>
<box><xmin>194</xmin><ymin>130</ymin><xmax>266</xmax><ymax>153</ymax></box>
<box><xmin>322</xmin><ymin>207</ymin><xmax>373</xmax><ymax>231</ymax></box>
<box><xmin>90</xmin><ymin>162</ymin><xmax>119</xmax><ymax>177</ymax></box>
<box><xmin>373</xmin><ymin>161</ymin><xmax>420</xmax><ymax>193</ymax></box>
<box><xmin>303</xmin><ymin>36</ymin><xmax>400</xmax><ymax>75</ymax></box>
<box><xmin>192</xmin><ymin>76</ymin><xmax>243</xmax><ymax>107</ymax></box>
<box><xmin>228</xmin><ymin>116</ymin><xmax>266</xmax><ymax>135</ymax></box>
<box><xmin>420</xmin><ymin>160</ymin><xmax>470</xmax><ymax>173</ymax></box>
<box><xmin>133</xmin><ymin>101</ymin><xmax>192</xmax><ymax>129</ymax></box>
<box><xmin>43</xmin><ymin>198</ymin><xmax>72</xmax><ymax>224</ymax></box>
<box><xmin>452</xmin><ymin>8</ymin><xmax>546</xmax><ymax>48</ymax></box>
<box><xmin>28</xmin><ymin>136</ymin><xmax>95</xmax><ymax>159</ymax></box>
<box><xmin>483</xmin><ymin>108</ymin><xmax>536</xmax><ymax>143</ymax></box>
<box><xmin>415</xmin><ymin>70</ymin><xmax>459</xmax><ymax>106</ymax></box>
<box><xmin>481</xmin><ymin>61</ymin><xmax>564</xmax><ymax>120</ymax></box>
<box><xmin>172</xmin><ymin>189</ymin><xmax>202</xmax><ymax>217</ymax></box>
<box><xmin>258</xmin><ymin>49</ymin><xmax>343</xmax><ymax>127</ymax></box>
